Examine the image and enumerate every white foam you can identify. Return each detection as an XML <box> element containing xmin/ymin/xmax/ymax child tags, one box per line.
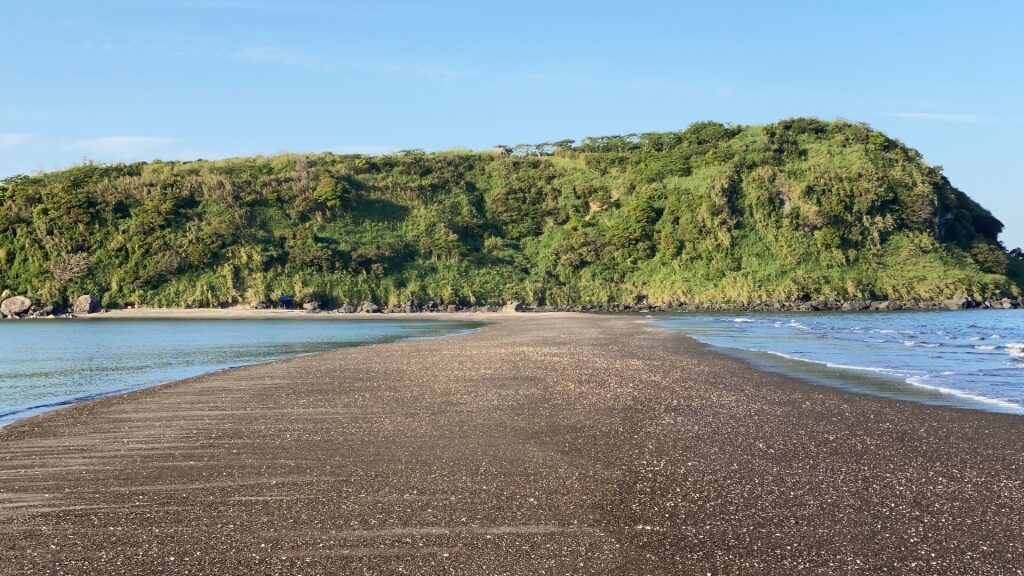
<box><xmin>902</xmin><ymin>340</ymin><xmax>916</xmax><ymax>346</ymax></box>
<box><xmin>732</xmin><ymin>318</ymin><xmax>754</xmax><ymax>323</ymax></box>
<box><xmin>905</xmin><ymin>376</ymin><xmax>1024</xmax><ymax>413</ymax></box>
<box><xmin>919</xmin><ymin>343</ymin><xmax>941</xmax><ymax>348</ymax></box>
<box><xmin>758</xmin><ymin>350</ymin><xmax>923</xmax><ymax>375</ymax></box>
<box><xmin>975</xmin><ymin>345</ymin><xmax>997</xmax><ymax>350</ymax></box>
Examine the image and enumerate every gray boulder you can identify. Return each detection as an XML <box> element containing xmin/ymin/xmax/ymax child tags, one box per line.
<box><xmin>944</xmin><ymin>296</ymin><xmax>972</xmax><ymax>311</ymax></box>
<box><xmin>73</xmin><ymin>294</ymin><xmax>100</xmax><ymax>315</ymax></box>
<box><xmin>1</xmin><ymin>296</ymin><xmax>32</xmax><ymax>318</ymax></box>
<box><xmin>502</xmin><ymin>301</ymin><xmax>525</xmax><ymax>313</ymax></box>
<box><xmin>30</xmin><ymin>306</ymin><xmax>55</xmax><ymax>318</ymax></box>
<box><xmin>338</xmin><ymin>304</ymin><xmax>356</xmax><ymax>313</ymax></box>
<box><xmin>357</xmin><ymin>301</ymin><xmax>380</xmax><ymax>313</ymax></box>
<box><xmin>302</xmin><ymin>300</ymin><xmax>321</xmax><ymax>311</ymax></box>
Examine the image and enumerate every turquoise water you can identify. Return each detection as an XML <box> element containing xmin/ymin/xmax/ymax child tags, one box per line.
<box><xmin>0</xmin><ymin>318</ymin><xmax>479</xmax><ymax>427</ymax></box>
<box><xmin>658</xmin><ymin>310</ymin><xmax>1024</xmax><ymax>415</ymax></box>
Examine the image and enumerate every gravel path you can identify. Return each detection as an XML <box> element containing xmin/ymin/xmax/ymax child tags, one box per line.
<box><xmin>1</xmin><ymin>314</ymin><xmax>1022</xmax><ymax>574</ymax></box>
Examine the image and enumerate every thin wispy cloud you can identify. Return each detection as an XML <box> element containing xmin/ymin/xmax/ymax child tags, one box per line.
<box><xmin>228</xmin><ymin>45</ymin><xmax>472</xmax><ymax>82</ymax></box>
<box><xmin>884</xmin><ymin>111</ymin><xmax>994</xmax><ymax>125</ymax></box>
<box><xmin>229</xmin><ymin>45</ymin><xmax>334</xmax><ymax>70</ymax></box>
<box><xmin>377</xmin><ymin>63</ymin><xmax>472</xmax><ymax>82</ymax></box>
<box><xmin>73</xmin><ymin>136</ymin><xmax>179</xmax><ymax>157</ymax></box>
<box><xmin>0</xmin><ymin>132</ymin><xmax>32</xmax><ymax>149</ymax></box>
<box><xmin>164</xmin><ymin>0</ymin><xmax>324</xmax><ymax>12</ymax></box>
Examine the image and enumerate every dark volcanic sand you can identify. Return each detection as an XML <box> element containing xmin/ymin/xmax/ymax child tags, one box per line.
<box><xmin>1</xmin><ymin>314</ymin><xmax>1022</xmax><ymax>575</ymax></box>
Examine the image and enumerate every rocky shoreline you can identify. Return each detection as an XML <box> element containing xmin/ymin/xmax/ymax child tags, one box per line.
<box><xmin>2</xmin><ymin>293</ymin><xmax>1022</xmax><ymax>320</ymax></box>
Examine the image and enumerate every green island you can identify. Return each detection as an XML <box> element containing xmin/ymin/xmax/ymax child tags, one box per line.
<box><xmin>1</xmin><ymin>118</ymin><xmax>1022</xmax><ymax>310</ymax></box>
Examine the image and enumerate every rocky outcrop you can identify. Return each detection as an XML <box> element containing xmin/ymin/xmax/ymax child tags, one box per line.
<box><xmin>302</xmin><ymin>301</ymin><xmax>321</xmax><ymax>312</ymax></box>
<box><xmin>357</xmin><ymin>301</ymin><xmax>381</xmax><ymax>314</ymax></box>
<box><xmin>73</xmin><ymin>294</ymin><xmax>100</xmax><ymax>315</ymax></box>
<box><xmin>943</xmin><ymin>296</ymin><xmax>981</xmax><ymax>311</ymax></box>
<box><xmin>1</xmin><ymin>296</ymin><xmax>32</xmax><ymax>318</ymax></box>
<box><xmin>502</xmin><ymin>301</ymin><xmax>525</xmax><ymax>313</ymax></box>
<box><xmin>338</xmin><ymin>304</ymin><xmax>356</xmax><ymax>313</ymax></box>
<box><xmin>30</xmin><ymin>306</ymin><xmax>55</xmax><ymax>318</ymax></box>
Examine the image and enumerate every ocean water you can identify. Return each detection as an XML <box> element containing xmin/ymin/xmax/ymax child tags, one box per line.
<box><xmin>658</xmin><ymin>310</ymin><xmax>1024</xmax><ymax>415</ymax></box>
<box><xmin>0</xmin><ymin>318</ymin><xmax>479</xmax><ymax>427</ymax></box>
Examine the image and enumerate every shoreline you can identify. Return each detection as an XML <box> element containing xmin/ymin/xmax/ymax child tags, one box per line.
<box><xmin>3</xmin><ymin>293</ymin><xmax>1022</xmax><ymax>321</ymax></box>
<box><xmin>0</xmin><ymin>314</ymin><xmax>491</xmax><ymax>429</ymax></box>
<box><xmin>2</xmin><ymin>314</ymin><xmax>1023</xmax><ymax>573</ymax></box>
<box><xmin>3</xmin><ymin>308</ymin><xmax>1021</xmax><ymax>428</ymax></box>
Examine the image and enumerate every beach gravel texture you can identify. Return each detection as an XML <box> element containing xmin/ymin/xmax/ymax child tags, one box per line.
<box><xmin>1</xmin><ymin>314</ymin><xmax>1023</xmax><ymax>575</ymax></box>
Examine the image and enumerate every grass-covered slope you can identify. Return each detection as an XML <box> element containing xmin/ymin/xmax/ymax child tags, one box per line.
<box><xmin>1</xmin><ymin>118</ymin><xmax>1020</xmax><ymax>308</ymax></box>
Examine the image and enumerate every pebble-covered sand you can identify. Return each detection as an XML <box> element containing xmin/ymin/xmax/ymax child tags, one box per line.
<box><xmin>1</xmin><ymin>314</ymin><xmax>1022</xmax><ymax>574</ymax></box>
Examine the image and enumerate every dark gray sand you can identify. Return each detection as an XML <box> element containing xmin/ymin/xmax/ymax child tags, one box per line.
<box><xmin>1</xmin><ymin>314</ymin><xmax>1022</xmax><ymax>575</ymax></box>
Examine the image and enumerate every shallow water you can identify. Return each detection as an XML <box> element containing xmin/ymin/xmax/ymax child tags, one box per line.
<box><xmin>658</xmin><ymin>310</ymin><xmax>1024</xmax><ymax>415</ymax></box>
<box><xmin>0</xmin><ymin>318</ymin><xmax>479</xmax><ymax>426</ymax></box>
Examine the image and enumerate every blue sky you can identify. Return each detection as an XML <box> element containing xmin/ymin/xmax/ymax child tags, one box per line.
<box><xmin>1</xmin><ymin>0</ymin><xmax>1021</xmax><ymax>247</ymax></box>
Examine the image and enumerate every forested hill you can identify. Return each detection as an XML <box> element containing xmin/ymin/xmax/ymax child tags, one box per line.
<box><xmin>1</xmin><ymin>118</ymin><xmax>1022</xmax><ymax>310</ymax></box>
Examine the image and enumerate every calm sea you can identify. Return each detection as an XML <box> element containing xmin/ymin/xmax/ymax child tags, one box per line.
<box><xmin>659</xmin><ymin>310</ymin><xmax>1024</xmax><ymax>415</ymax></box>
<box><xmin>0</xmin><ymin>318</ymin><xmax>479</xmax><ymax>427</ymax></box>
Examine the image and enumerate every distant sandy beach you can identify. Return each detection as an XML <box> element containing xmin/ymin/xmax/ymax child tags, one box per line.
<box><xmin>1</xmin><ymin>313</ymin><xmax>1022</xmax><ymax>574</ymax></box>
<box><xmin>88</xmin><ymin>307</ymin><xmax>525</xmax><ymax>321</ymax></box>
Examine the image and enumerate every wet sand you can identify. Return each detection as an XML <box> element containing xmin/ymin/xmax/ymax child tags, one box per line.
<box><xmin>1</xmin><ymin>313</ymin><xmax>1022</xmax><ymax>574</ymax></box>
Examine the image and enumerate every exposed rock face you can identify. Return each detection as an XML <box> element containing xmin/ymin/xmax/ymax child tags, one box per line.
<box><xmin>1</xmin><ymin>296</ymin><xmax>32</xmax><ymax>318</ymax></box>
<box><xmin>503</xmin><ymin>301</ymin><xmax>525</xmax><ymax>313</ymax></box>
<box><xmin>944</xmin><ymin>296</ymin><xmax>975</xmax><ymax>311</ymax></box>
<box><xmin>357</xmin><ymin>301</ymin><xmax>380</xmax><ymax>313</ymax></box>
<box><xmin>338</xmin><ymin>304</ymin><xmax>356</xmax><ymax>314</ymax></box>
<box><xmin>302</xmin><ymin>301</ymin><xmax>321</xmax><ymax>312</ymax></box>
<box><xmin>31</xmin><ymin>306</ymin><xmax>55</xmax><ymax>318</ymax></box>
<box><xmin>73</xmin><ymin>294</ymin><xmax>100</xmax><ymax>315</ymax></box>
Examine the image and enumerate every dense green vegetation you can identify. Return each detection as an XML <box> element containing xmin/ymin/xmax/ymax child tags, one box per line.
<box><xmin>1</xmin><ymin>118</ymin><xmax>1020</xmax><ymax>309</ymax></box>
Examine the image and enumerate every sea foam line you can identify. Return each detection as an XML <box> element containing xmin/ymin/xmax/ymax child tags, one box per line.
<box><xmin>756</xmin><ymin>350</ymin><xmax>925</xmax><ymax>375</ymax></box>
<box><xmin>905</xmin><ymin>376</ymin><xmax>1024</xmax><ymax>413</ymax></box>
